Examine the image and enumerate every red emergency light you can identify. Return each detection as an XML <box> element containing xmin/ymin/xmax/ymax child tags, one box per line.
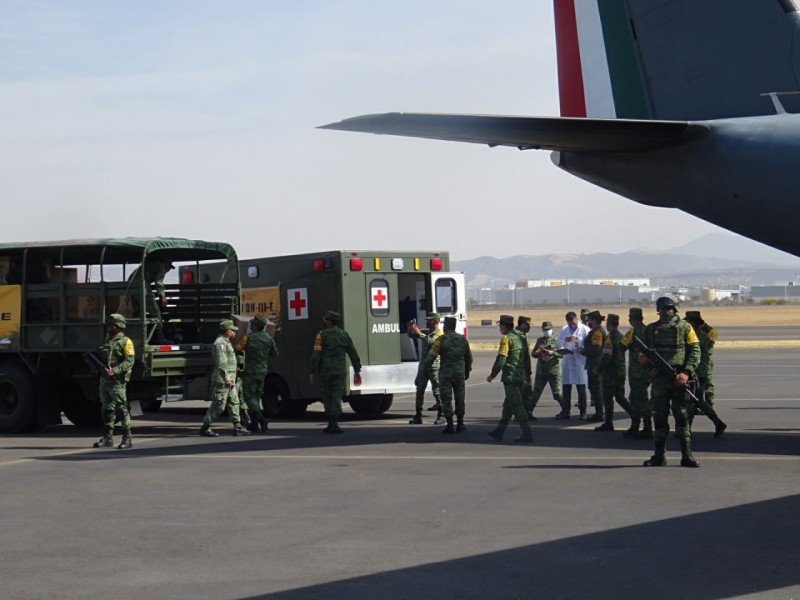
<box><xmin>350</xmin><ymin>258</ymin><xmax>363</xmax><ymax>271</ymax></box>
<box><xmin>430</xmin><ymin>258</ymin><xmax>442</xmax><ymax>271</ymax></box>
<box><xmin>313</xmin><ymin>260</ymin><xmax>325</xmax><ymax>272</ymax></box>
<box><xmin>182</xmin><ymin>271</ymin><xmax>194</xmax><ymax>284</ymax></box>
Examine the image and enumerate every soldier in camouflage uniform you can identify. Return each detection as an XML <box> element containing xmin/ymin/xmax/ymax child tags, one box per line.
<box><xmin>516</xmin><ymin>316</ymin><xmax>536</xmax><ymax>420</ymax></box>
<box><xmin>408</xmin><ymin>312</ymin><xmax>444</xmax><ymax>425</ymax></box>
<box><xmin>93</xmin><ymin>314</ymin><xmax>136</xmax><ymax>450</ymax></box>
<box><xmin>199</xmin><ymin>320</ymin><xmax>251</xmax><ymax>437</ymax></box>
<box><xmin>620</xmin><ymin>307</ymin><xmax>652</xmax><ymax>438</ymax></box>
<box><xmin>529</xmin><ymin>320</ymin><xmax>567</xmax><ymax>419</ymax></box>
<box><xmin>597</xmin><ymin>314</ymin><xmax>634</xmax><ymax>432</ymax></box>
<box><xmin>237</xmin><ymin>314</ymin><xmax>278</xmax><ymax>433</ymax></box>
<box><xmin>487</xmin><ymin>315</ymin><xmax>533</xmax><ymax>443</ymax></box>
<box><xmin>579</xmin><ymin>311</ymin><xmax>607</xmax><ymax>424</ymax></box>
<box><xmin>640</xmin><ymin>296</ymin><xmax>701</xmax><ymax>468</ymax></box>
<box><xmin>422</xmin><ymin>316</ymin><xmax>472</xmax><ymax>433</ymax></box>
<box><xmin>129</xmin><ymin>254</ymin><xmax>173</xmax><ymax>343</ymax></box>
<box><xmin>310</xmin><ymin>310</ymin><xmax>362</xmax><ymax>434</ymax></box>
<box><xmin>685</xmin><ymin>311</ymin><xmax>727</xmax><ymax>437</ymax></box>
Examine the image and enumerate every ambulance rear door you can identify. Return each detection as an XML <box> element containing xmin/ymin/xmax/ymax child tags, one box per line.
<box><xmin>431</xmin><ymin>272</ymin><xmax>467</xmax><ymax>337</ymax></box>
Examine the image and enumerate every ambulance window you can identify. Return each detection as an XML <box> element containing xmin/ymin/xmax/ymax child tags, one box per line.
<box><xmin>435</xmin><ymin>278</ymin><xmax>457</xmax><ymax>313</ymax></box>
<box><xmin>369</xmin><ymin>279</ymin><xmax>390</xmax><ymax>318</ymax></box>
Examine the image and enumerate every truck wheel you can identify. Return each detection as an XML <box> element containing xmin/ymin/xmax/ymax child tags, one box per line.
<box><xmin>261</xmin><ymin>376</ymin><xmax>291</xmax><ymax>418</ymax></box>
<box><xmin>0</xmin><ymin>362</ymin><xmax>37</xmax><ymax>433</ymax></box>
<box><xmin>349</xmin><ymin>394</ymin><xmax>392</xmax><ymax>416</ymax></box>
<box><xmin>139</xmin><ymin>398</ymin><xmax>163</xmax><ymax>413</ymax></box>
<box><xmin>62</xmin><ymin>383</ymin><xmax>102</xmax><ymax>428</ymax></box>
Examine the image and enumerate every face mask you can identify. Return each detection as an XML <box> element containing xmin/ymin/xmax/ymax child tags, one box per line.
<box><xmin>543</xmin><ymin>329</ymin><xmax>552</xmax><ymax>337</ymax></box>
<box><xmin>658</xmin><ymin>310</ymin><xmax>673</xmax><ymax>323</ymax></box>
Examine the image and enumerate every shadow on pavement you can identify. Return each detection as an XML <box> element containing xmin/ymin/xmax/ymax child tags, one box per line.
<box><xmin>234</xmin><ymin>494</ymin><xmax>800</xmax><ymax>600</ymax></box>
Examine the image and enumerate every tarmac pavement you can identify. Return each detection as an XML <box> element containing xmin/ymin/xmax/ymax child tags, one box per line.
<box><xmin>1</xmin><ymin>344</ymin><xmax>799</xmax><ymax>599</ymax></box>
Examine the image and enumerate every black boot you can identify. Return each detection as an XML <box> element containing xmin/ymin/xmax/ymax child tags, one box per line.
<box><xmin>441</xmin><ymin>417</ymin><xmax>455</xmax><ymax>434</ymax></box>
<box><xmin>713</xmin><ymin>418</ymin><xmax>727</xmax><ymax>438</ymax></box>
<box><xmin>456</xmin><ymin>416</ymin><xmax>467</xmax><ymax>432</ymax></box>
<box><xmin>637</xmin><ymin>418</ymin><xmax>653</xmax><ymax>439</ymax></box>
<box><xmin>256</xmin><ymin>412</ymin><xmax>269</xmax><ymax>433</ymax></box>
<box><xmin>513</xmin><ymin>431</ymin><xmax>533</xmax><ymax>443</ymax></box>
<box><xmin>240</xmin><ymin>409</ymin><xmax>252</xmax><ymax>430</ymax></box>
<box><xmin>199</xmin><ymin>423</ymin><xmax>219</xmax><ymax>437</ymax></box>
<box><xmin>426</xmin><ymin>403</ymin><xmax>439</xmax><ymax>412</ymax></box>
<box><xmin>680</xmin><ymin>439</ymin><xmax>699</xmax><ymax>468</ymax></box>
<box><xmin>233</xmin><ymin>424</ymin><xmax>251</xmax><ymax>436</ymax></box>
<box><xmin>324</xmin><ymin>418</ymin><xmax>343</xmax><ymax>434</ymax></box>
<box><xmin>643</xmin><ymin>454</ymin><xmax>667</xmax><ymax>467</ymax></box>
<box><xmin>594</xmin><ymin>421</ymin><xmax>614</xmax><ymax>431</ymax></box>
<box><xmin>93</xmin><ymin>435</ymin><xmax>113</xmax><ymax>448</ymax></box>
<box><xmin>409</xmin><ymin>411</ymin><xmax>423</xmax><ymax>425</ymax></box>
<box><xmin>622</xmin><ymin>419</ymin><xmax>640</xmax><ymax>438</ymax></box>
<box><xmin>433</xmin><ymin>410</ymin><xmax>446</xmax><ymax>425</ymax></box>
<box><xmin>487</xmin><ymin>428</ymin><xmax>504</xmax><ymax>442</ymax></box>
<box><xmin>117</xmin><ymin>435</ymin><xmax>132</xmax><ymax>449</ymax></box>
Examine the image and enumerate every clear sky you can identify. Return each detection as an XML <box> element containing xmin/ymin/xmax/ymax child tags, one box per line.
<box><xmin>2</xmin><ymin>1</ymin><xmax>730</xmax><ymax>261</ymax></box>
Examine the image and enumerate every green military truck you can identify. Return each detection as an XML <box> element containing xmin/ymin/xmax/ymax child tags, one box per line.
<box><xmin>184</xmin><ymin>250</ymin><xmax>467</xmax><ymax>418</ymax></box>
<box><xmin>0</xmin><ymin>238</ymin><xmax>240</xmax><ymax>433</ymax></box>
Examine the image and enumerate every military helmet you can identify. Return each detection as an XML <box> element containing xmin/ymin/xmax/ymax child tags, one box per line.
<box><xmin>105</xmin><ymin>313</ymin><xmax>126</xmax><ymax>329</ymax></box>
<box><xmin>323</xmin><ymin>310</ymin><xmax>340</xmax><ymax>323</ymax></box>
<box><xmin>656</xmin><ymin>295</ymin><xmax>678</xmax><ymax>310</ymax></box>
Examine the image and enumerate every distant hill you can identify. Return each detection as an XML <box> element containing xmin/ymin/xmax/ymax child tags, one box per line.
<box><xmin>452</xmin><ymin>241</ymin><xmax>800</xmax><ymax>289</ymax></box>
<box><xmin>667</xmin><ymin>233</ymin><xmax>800</xmax><ymax>265</ymax></box>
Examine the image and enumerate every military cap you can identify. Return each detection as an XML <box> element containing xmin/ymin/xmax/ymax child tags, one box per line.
<box><xmin>219</xmin><ymin>319</ymin><xmax>238</xmax><ymax>332</ymax></box>
<box><xmin>426</xmin><ymin>312</ymin><xmax>441</xmax><ymax>321</ymax></box>
<box><xmin>323</xmin><ymin>310</ymin><xmax>340</xmax><ymax>322</ymax></box>
<box><xmin>587</xmin><ymin>310</ymin><xmax>605</xmax><ymax>322</ymax></box>
<box><xmin>105</xmin><ymin>313</ymin><xmax>126</xmax><ymax>329</ymax></box>
<box><xmin>541</xmin><ymin>320</ymin><xmax>553</xmax><ymax>329</ymax></box>
<box><xmin>628</xmin><ymin>307</ymin><xmax>643</xmax><ymax>319</ymax></box>
<box><xmin>444</xmin><ymin>316</ymin><xmax>457</xmax><ymax>328</ymax></box>
<box><xmin>517</xmin><ymin>316</ymin><xmax>532</xmax><ymax>325</ymax></box>
<box><xmin>497</xmin><ymin>314</ymin><xmax>514</xmax><ymax>326</ymax></box>
<box><xmin>580</xmin><ymin>308</ymin><xmax>590</xmax><ymax>316</ymax></box>
<box><xmin>607</xmin><ymin>313</ymin><xmax>619</xmax><ymax>325</ymax></box>
<box><xmin>251</xmin><ymin>314</ymin><xmax>268</xmax><ymax>327</ymax></box>
<box><xmin>684</xmin><ymin>310</ymin><xmax>703</xmax><ymax>322</ymax></box>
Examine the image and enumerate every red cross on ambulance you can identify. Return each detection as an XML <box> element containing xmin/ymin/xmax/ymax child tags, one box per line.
<box><xmin>287</xmin><ymin>287</ymin><xmax>308</xmax><ymax>320</ymax></box>
<box><xmin>371</xmin><ymin>285</ymin><xmax>388</xmax><ymax>311</ymax></box>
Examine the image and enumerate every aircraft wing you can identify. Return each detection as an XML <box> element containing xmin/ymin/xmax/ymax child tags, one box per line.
<box><xmin>320</xmin><ymin>113</ymin><xmax>707</xmax><ymax>152</ymax></box>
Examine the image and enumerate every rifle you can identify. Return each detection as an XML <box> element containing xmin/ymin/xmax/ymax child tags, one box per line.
<box><xmin>84</xmin><ymin>352</ymin><xmax>113</xmax><ymax>377</ymax></box>
<box><xmin>633</xmin><ymin>336</ymin><xmax>700</xmax><ymax>405</ymax></box>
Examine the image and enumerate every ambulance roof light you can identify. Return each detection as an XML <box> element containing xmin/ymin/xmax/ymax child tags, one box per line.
<box><xmin>430</xmin><ymin>258</ymin><xmax>442</xmax><ymax>271</ymax></box>
<box><xmin>313</xmin><ymin>259</ymin><xmax>325</xmax><ymax>272</ymax></box>
<box><xmin>350</xmin><ymin>258</ymin><xmax>363</xmax><ymax>271</ymax></box>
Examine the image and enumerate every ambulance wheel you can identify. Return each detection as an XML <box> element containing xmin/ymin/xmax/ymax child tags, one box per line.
<box><xmin>349</xmin><ymin>394</ymin><xmax>392</xmax><ymax>416</ymax></box>
<box><xmin>0</xmin><ymin>361</ymin><xmax>37</xmax><ymax>433</ymax></box>
<box><xmin>263</xmin><ymin>376</ymin><xmax>303</xmax><ymax>418</ymax></box>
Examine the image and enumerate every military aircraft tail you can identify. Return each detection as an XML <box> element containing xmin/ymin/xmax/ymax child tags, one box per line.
<box><xmin>554</xmin><ymin>0</ymin><xmax>800</xmax><ymax>121</ymax></box>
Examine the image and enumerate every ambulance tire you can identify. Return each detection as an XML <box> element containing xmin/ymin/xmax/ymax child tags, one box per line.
<box><xmin>349</xmin><ymin>394</ymin><xmax>392</xmax><ymax>416</ymax></box>
<box><xmin>262</xmin><ymin>376</ymin><xmax>306</xmax><ymax>418</ymax></box>
<box><xmin>61</xmin><ymin>383</ymin><xmax>103</xmax><ymax>428</ymax></box>
<box><xmin>0</xmin><ymin>361</ymin><xmax>38</xmax><ymax>433</ymax></box>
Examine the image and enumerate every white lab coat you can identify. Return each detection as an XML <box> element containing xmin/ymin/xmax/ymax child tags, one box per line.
<box><xmin>557</xmin><ymin>322</ymin><xmax>589</xmax><ymax>385</ymax></box>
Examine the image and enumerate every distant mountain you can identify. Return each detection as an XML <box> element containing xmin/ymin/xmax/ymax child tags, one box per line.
<box><xmin>667</xmin><ymin>233</ymin><xmax>800</xmax><ymax>265</ymax></box>
<box><xmin>452</xmin><ymin>247</ymin><xmax>800</xmax><ymax>288</ymax></box>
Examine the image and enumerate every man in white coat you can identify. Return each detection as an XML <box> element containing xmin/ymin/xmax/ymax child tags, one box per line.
<box><xmin>557</xmin><ymin>311</ymin><xmax>590</xmax><ymax>419</ymax></box>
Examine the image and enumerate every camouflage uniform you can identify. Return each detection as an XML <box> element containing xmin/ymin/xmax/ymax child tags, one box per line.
<box><xmin>94</xmin><ymin>314</ymin><xmax>135</xmax><ymax>448</ymax></box>
<box><xmin>200</xmin><ymin>321</ymin><xmax>248</xmax><ymax>436</ymax></box>
<box><xmin>700</xmin><ymin>322</ymin><xmax>718</xmax><ymax>405</ymax></box>
<box><xmin>582</xmin><ymin>316</ymin><xmax>607</xmax><ymax>421</ymax></box>
<box><xmin>488</xmin><ymin>316</ymin><xmax>532</xmax><ymax>442</ymax></box>
<box><xmin>686</xmin><ymin>316</ymin><xmax>727</xmax><ymax>437</ymax></box>
<box><xmin>620</xmin><ymin>312</ymin><xmax>652</xmax><ymax>437</ymax></box>
<box><xmin>310</xmin><ymin>311</ymin><xmax>362</xmax><ymax>432</ymax></box>
<box><xmin>409</xmin><ymin>320</ymin><xmax>443</xmax><ymax>416</ymax></box>
<box><xmin>516</xmin><ymin>317</ymin><xmax>534</xmax><ymax>418</ymax></box>
<box><xmin>528</xmin><ymin>328</ymin><xmax>565</xmax><ymax>417</ymax></box>
<box><xmin>642</xmin><ymin>309</ymin><xmax>701</xmax><ymax>466</ymax></box>
<box><xmin>599</xmin><ymin>317</ymin><xmax>633</xmax><ymax>429</ymax></box>
<box><xmin>237</xmin><ymin>315</ymin><xmax>278</xmax><ymax>432</ymax></box>
<box><xmin>423</xmin><ymin>323</ymin><xmax>472</xmax><ymax>431</ymax></box>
